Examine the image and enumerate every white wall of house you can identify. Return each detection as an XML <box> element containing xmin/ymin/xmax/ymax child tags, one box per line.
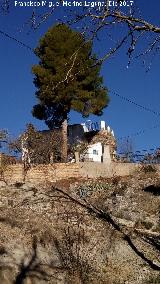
<box><xmin>85</xmin><ymin>142</ymin><xmax>103</xmax><ymax>162</ymax></box>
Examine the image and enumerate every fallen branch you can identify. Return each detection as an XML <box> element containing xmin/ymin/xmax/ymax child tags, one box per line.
<box><xmin>52</xmin><ymin>186</ymin><xmax>160</xmax><ymax>271</ymax></box>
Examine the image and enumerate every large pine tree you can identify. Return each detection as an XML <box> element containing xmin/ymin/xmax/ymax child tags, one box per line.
<box><xmin>32</xmin><ymin>24</ymin><xmax>109</xmax><ymax>129</ymax></box>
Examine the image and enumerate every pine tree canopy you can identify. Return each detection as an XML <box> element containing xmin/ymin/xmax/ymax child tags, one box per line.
<box><xmin>32</xmin><ymin>24</ymin><xmax>109</xmax><ymax>129</ymax></box>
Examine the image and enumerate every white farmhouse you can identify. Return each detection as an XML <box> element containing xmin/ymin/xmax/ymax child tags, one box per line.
<box><xmin>83</xmin><ymin>142</ymin><xmax>103</xmax><ymax>162</ymax></box>
<box><xmin>80</xmin><ymin>121</ymin><xmax>116</xmax><ymax>163</ymax></box>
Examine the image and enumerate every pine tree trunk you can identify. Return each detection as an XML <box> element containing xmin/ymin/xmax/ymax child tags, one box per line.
<box><xmin>62</xmin><ymin>119</ymin><xmax>68</xmax><ymax>162</ymax></box>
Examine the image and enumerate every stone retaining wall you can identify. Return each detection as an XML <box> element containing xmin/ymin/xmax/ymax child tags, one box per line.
<box><xmin>3</xmin><ymin>163</ymin><xmax>80</xmax><ymax>185</ymax></box>
<box><xmin>2</xmin><ymin>162</ymin><xmax>160</xmax><ymax>185</ymax></box>
<box><xmin>79</xmin><ymin>162</ymin><xmax>141</xmax><ymax>178</ymax></box>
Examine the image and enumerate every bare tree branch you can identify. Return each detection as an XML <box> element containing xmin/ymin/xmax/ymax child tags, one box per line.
<box><xmin>51</xmin><ymin>186</ymin><xmax>160</xmax><ymax>271</ymax></box>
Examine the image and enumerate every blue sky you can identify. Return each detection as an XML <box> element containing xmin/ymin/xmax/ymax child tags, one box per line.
<box><xmin>0</xmin><ymin>0</ymin><xmax>160</xmax><ymax>152</ymax></box>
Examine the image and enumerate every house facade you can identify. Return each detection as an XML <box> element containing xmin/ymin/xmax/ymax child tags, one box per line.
<box><xmin>79</xmin><ymin>121</ymin><xmax>116</xmax><ymax>163</ymax></box>
<box><xmin>21</xmin><ymin>121</ymin><xmax>116</xmax><ymax>164</ymax></box>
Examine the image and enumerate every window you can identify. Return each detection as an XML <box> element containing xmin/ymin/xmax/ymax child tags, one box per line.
<box><xmin>93</xmin><ymin>149</ymin><xmax>98</xmax><ymax>155</ymax></box>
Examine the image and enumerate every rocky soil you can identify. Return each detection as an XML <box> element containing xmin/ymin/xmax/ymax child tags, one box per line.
<box><xmin>0</xmin><ymin>168</ymin><xmax>159</xmax><ymax>284</ymax></box>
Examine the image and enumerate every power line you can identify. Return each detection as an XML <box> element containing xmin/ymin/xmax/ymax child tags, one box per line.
<box><xmin>0</xmin><ymin>28</ymin><xmax>159</xmax><ymax>118</ymax></box>
<box><xmin>1</xmin><ymin>29</ymin><xmax>158</xmax><ymax>120</ymax></box>
<box><xmin>0</xmin><ymin>29</ymin><xmax>33</xmax><ymax>51</ymax></box>
<box><xmin>108</xmin><ymin>89</ymin><xmax>160</xmax><ymax>140</ymax></box>
<box><xmin>110</xmin><ymin>90</ymin><xmax>160</xmax><ymax>117</ymax></box>
<box><xmin>117</xmin><ymin>122</ymin><xmax>160</xmax><ymax>140</ymax></box>
<box><xmin>1</xmin><ymin>28</ymin><xmax>160</xmax><ymax>143</ymax></box>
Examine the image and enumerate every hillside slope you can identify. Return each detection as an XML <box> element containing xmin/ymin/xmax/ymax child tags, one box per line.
<box><xmin>0</xmin><ymin>168</ymin><xmax>159</xmax><ymax>284</ymax></box>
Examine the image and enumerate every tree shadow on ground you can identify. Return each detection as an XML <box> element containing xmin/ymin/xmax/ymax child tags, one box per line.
<box><xmin>14</xmin><ymin>236</ymin><xmax>50</xmax><ymax>284</ymax></box>
<box><xmin>0</xmin><ymin>236</ymin><xmax>63</xmax><ymax>284</ymax></box>
<box><xmin>143</xmin><ymin>185</ymin><xmax>160</xmax><ymax>196</ymax></box>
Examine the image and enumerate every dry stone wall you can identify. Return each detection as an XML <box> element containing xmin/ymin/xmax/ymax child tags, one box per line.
<box><xmin>3</xmin><ymin>163</ymin><xmax>80</xmax><ymax>185</ymax></box>
<box><xmin>2</xmin><ymin>162</ymin><xmax>160</xmax><ymax>185</ymax></box>
<box><xmin>3</xmin><ymin>164</ymin><xmax>24</xmax><ymax>184</ymax></box>
<box><xmin>26</xmin><ymin>163</ymin><xmax>80</xmax><ymax>184</ymax></box>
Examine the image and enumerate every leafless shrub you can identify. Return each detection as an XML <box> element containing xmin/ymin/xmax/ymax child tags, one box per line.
<box><xmin>141</xmin><ymin>164</ymin><xmax>157</xmax><ymax>174</ymax></box>
<box><xmin>9</xmin><ymin>124</ymin><xmax>64</xmax><ymax>165</ymax></box>
<box><xmin>54</xmin><ymin>207</ymin><xmax>95</xmax><ymax>284</ymax></box>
